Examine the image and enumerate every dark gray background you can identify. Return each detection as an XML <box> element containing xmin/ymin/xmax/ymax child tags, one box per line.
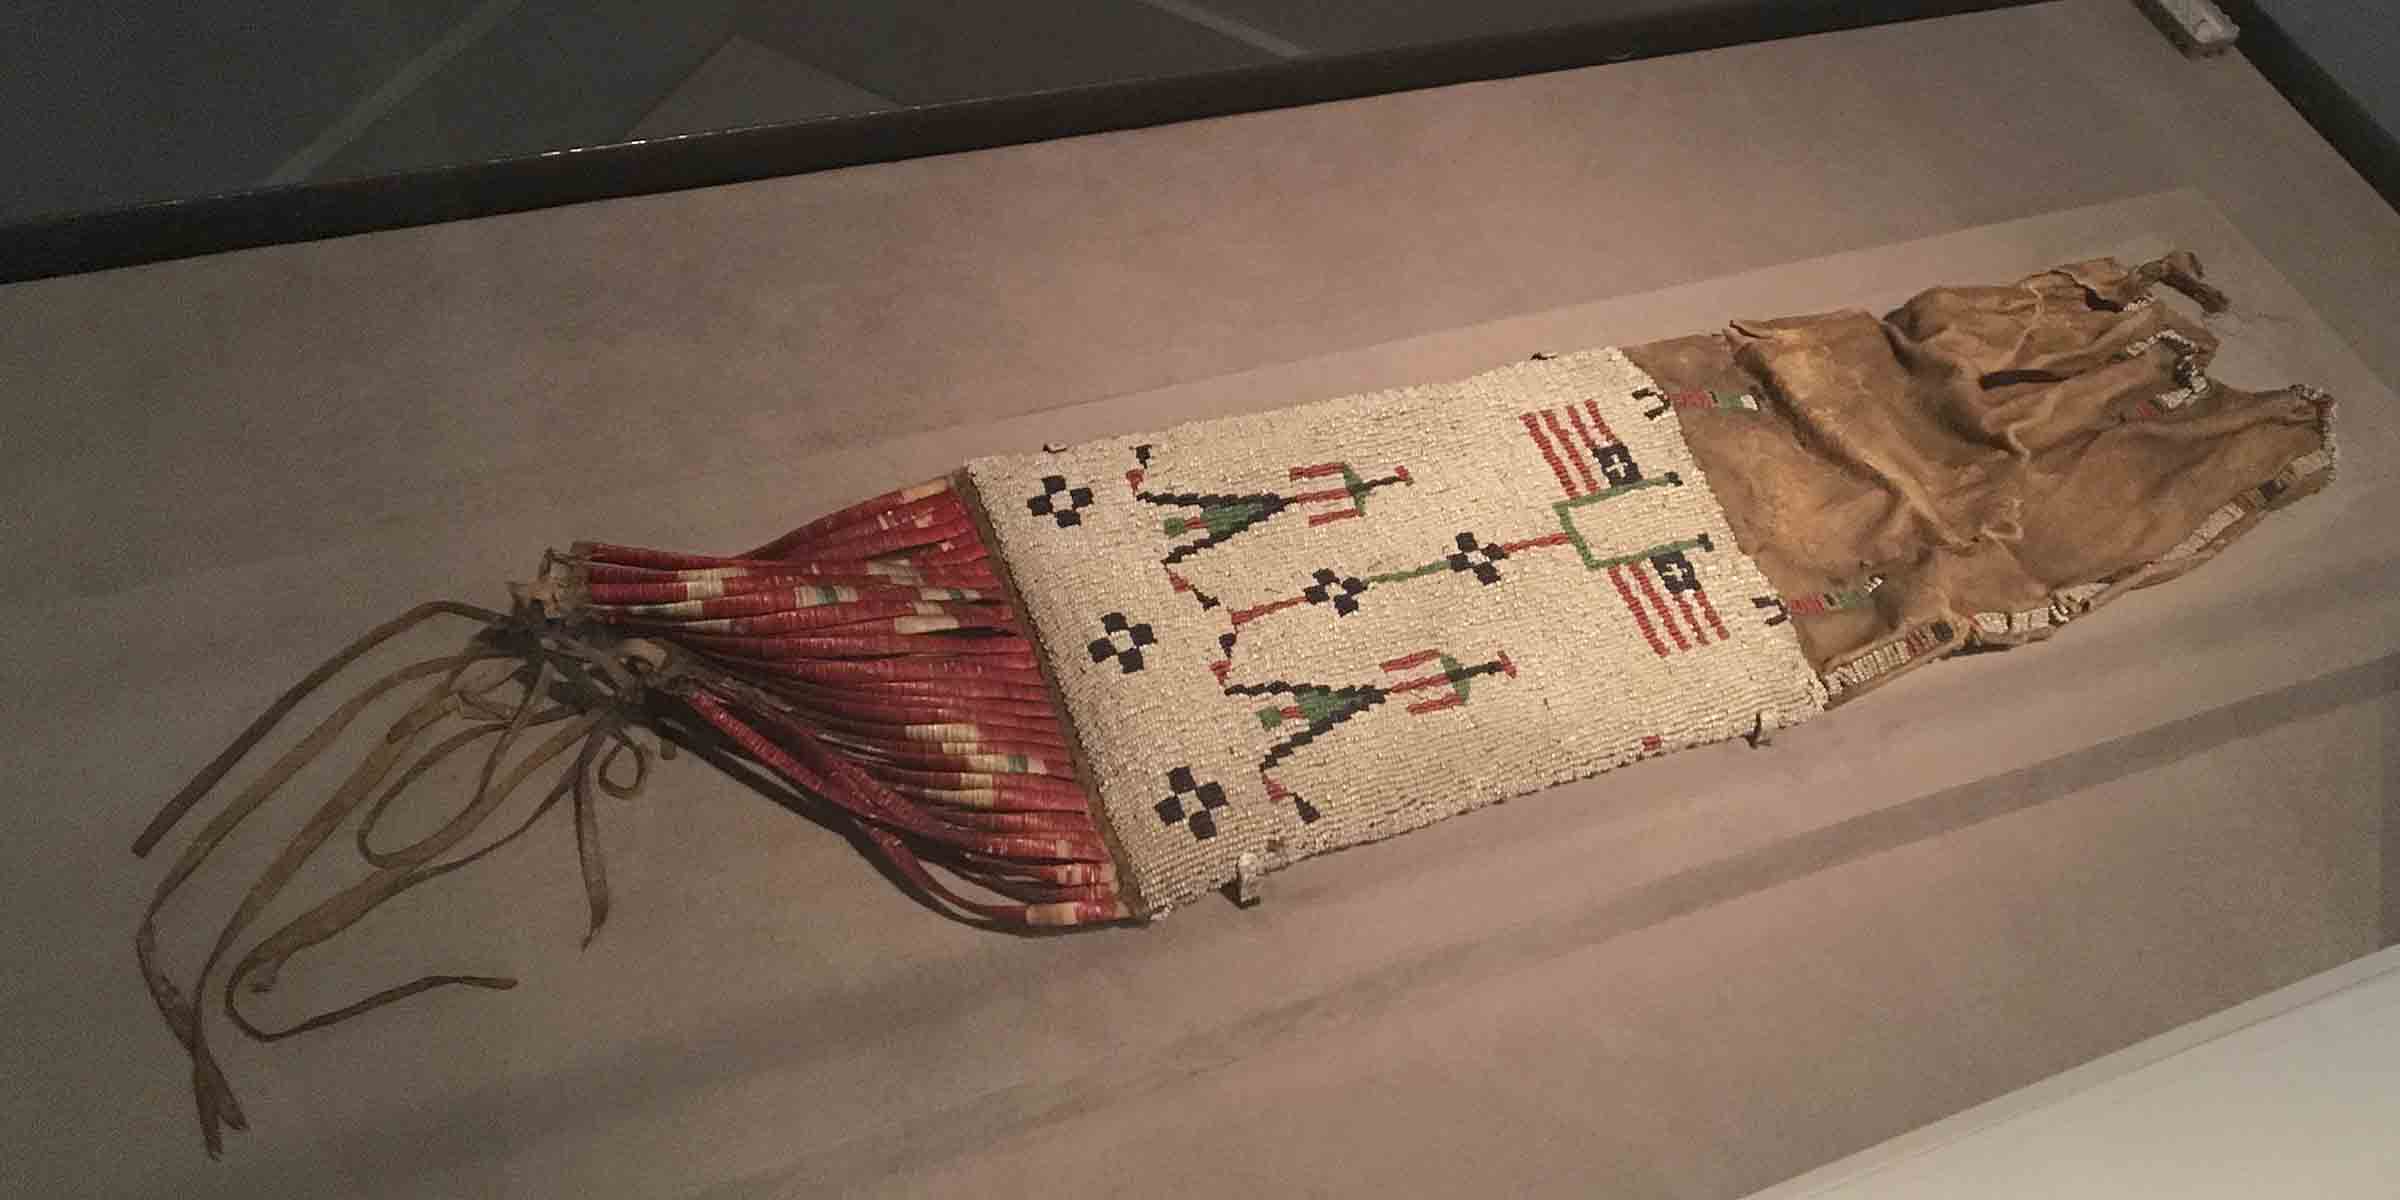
<box><xmin>7</xmin><ymin>1</ymin><xmax>2393</xmax><ymax>225</ymax></box>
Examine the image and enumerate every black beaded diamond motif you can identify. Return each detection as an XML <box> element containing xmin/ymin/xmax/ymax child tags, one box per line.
<box><xmin>1446</xmin><ymin>531</ymin><xmax>1509</xmax><ymax>584</ymax></box>
<box><xmin>1154</xmin><ymin>766</ymin><xmax>1228</xmax><ymax>840</ymax></box>
<box><xmin>1302</xmin><ymin>568</ymin><xmax>1368</xmax><ymax>616</ymax></box>
<box><xmin>1027</xmin><ymin>475</ymin><xmax>1095</xmax><ymax>527</ymax></box>
<box><xmin>1087</xmin><ymin>611</ymin><xmax>1156</xmax><ymax>673</ymax></box>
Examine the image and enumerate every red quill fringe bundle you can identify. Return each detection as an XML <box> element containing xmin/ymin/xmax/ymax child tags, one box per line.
<box><xmin>566</xmin><ymin>477</ymin><xmax>1125</xmax><ymax>928</ymax></box>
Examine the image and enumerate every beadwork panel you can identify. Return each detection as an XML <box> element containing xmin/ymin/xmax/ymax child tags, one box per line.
<box><xmin>970</xmin><ymin>348</ymin><xmax>1827</xmax><ymax>914</ymax></box>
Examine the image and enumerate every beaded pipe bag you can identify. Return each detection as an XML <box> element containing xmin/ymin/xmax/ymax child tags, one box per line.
<box><xmin>134</xmin><ymin>253</ymin><xmax>2336</xmax><ymax>1152</ymax></box>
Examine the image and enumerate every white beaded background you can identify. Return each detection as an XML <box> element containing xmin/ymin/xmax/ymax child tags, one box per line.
<box><xmin>972</xmin><ymin>348</ymin><xmax>1826</xmax><ymax>915</ymax></box>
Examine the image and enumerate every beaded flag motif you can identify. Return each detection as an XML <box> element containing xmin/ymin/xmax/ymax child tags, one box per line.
<box><xmin>970</xmin><ymin>348</ymin><xmax>1825</xmax><ymax>914</ymax></box>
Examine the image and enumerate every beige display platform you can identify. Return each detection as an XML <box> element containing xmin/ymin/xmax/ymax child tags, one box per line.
<box><xmin>3</xmin><ymin>5</ymin><xmax>2397</xmax><ymax>1197</ymax></box>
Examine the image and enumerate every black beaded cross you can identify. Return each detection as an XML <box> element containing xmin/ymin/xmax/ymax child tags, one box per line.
<box><xmin>1445</xmin><ymin>531</ymin><xmax>1509</xmax><ymax>585</ymax></box>
<box><xmin>1302</xmin><ymin>568</ymin><xmax>1369</xmax><ymax>616</ymax></box>
<box><xmin>1087</xmin><ymin>611</ymin><xmax>1156</xmax><ymax>673</ymax></box>
<box><xmin>1027</xmin><ymin>475</ymin><xmax>1095</xmax><ymax>527</ymax></box>
<box><xmin>1154</xmin><ymin>765</ymin><xmax>1228</xmax><ymax>840</ymax></box>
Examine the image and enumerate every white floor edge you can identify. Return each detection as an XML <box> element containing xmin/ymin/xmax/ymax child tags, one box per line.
<box><xmin>1749</xmin><ymin>941</ymin><xmax>2400</xmax><ymax>1198</ymax></box>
